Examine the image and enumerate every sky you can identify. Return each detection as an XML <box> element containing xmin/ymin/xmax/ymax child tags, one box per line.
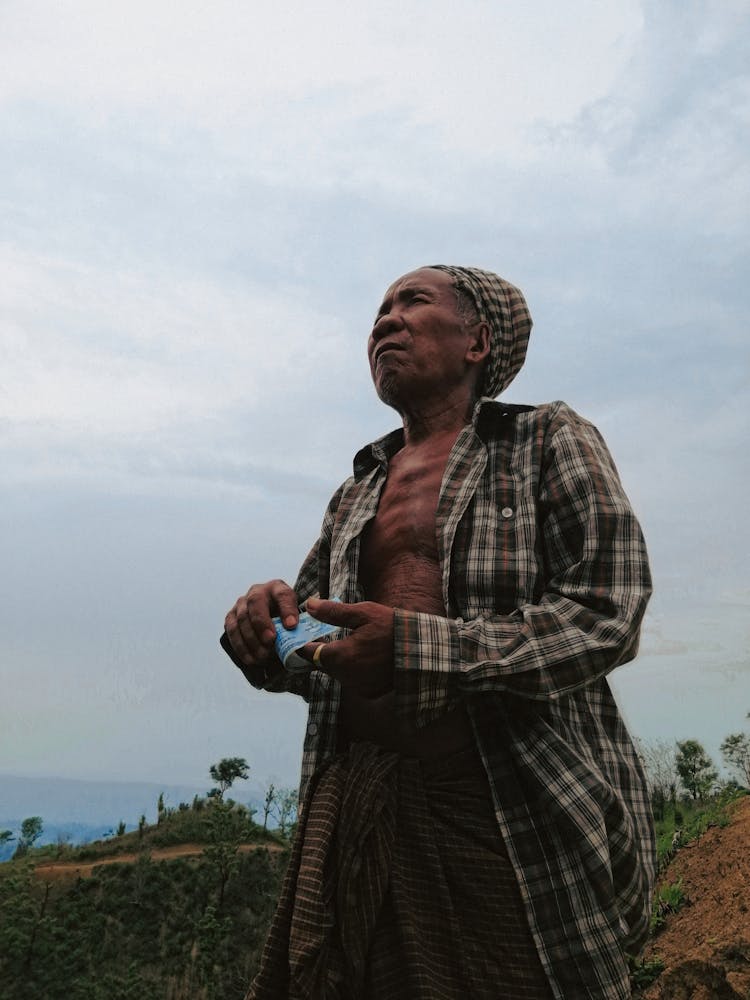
<box><xmin>1</xmin><ymin>0</ymin><xmax>748</xmax><ymax>792</ymax></box>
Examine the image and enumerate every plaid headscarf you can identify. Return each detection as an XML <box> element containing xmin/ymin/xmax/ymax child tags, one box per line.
<box><xmin>429</xmin><ymin>265</ymin><xmax>533</xmax><ymax>398</ymax></box>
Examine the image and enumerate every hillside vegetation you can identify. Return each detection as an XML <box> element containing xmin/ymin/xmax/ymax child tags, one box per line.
<box><xmin>2</xmin><ymin>733</ymin><xmax>748</xmax><ymax>999</ymax></box>
<box><xmin>0</xmin><ymin>805</ymin><xmax>287</xmax><ymax>1000</ymax></box>
<box><xmin>0</xmin><ymin>758</ymin><xmax>292</xmax><ymax>1000</ymax></box>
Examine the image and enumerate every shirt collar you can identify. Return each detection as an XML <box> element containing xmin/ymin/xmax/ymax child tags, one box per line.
<box><xmin>352</xmin><ymin>397</ymin><xmax>516</xmax><ymax>481</ymax></box>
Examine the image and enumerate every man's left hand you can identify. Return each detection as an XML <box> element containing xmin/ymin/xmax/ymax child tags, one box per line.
<box><xmin>301</xmin><ymin>598</ymin><xmax>394</xmax><ymax>698</ymax></box>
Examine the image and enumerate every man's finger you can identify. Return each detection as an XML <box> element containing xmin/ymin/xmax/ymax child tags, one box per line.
<box><xmin>268</xmin><ymin>580</ymin><xmax>300</xmax><ymax>629</ymax></box>
<box><xmin>305</xmin><ymin>597</ymin><xmax>368</xmax><ymax>627</ymax></box>
<box><xmin>300</xmin><ymin>641</ymin><xmax>329</xmax><ymax>669</ymax></box>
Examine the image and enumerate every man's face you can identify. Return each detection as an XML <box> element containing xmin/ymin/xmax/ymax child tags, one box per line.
<box><xmin>368</xmin><ymin>268</ymin><xmax>486</xmax><ymax>410</ymax></box>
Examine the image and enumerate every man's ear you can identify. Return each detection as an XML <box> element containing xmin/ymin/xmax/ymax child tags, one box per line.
<box><xmin>465</xmin><ymin>321</ymin><xmax>491</xmax><ymax>367</ymax></box>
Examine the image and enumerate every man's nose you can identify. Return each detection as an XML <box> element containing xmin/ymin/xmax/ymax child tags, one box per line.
<box><xmin>371</xmin><ymin>309</ymin><xmax>405</xmax><ymax>341</ymax></box>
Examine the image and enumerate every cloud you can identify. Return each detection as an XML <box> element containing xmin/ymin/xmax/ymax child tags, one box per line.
<box><xmin>0</xmin><ymin>0</ymin><xmax>747</xmax><ymax>786</ymax></box>
<box><xmin>0</xmin><ymin>1</ymin><xmax>642</xmax><ymax>179</ymax></box>
<box><xmin>541</xmin><ymin>0</ymin><xmax>750</xmax><ymax>234</ymax></box>
<box><xmin>0</xmin><ymin>242</ymin><xmax>369</xmax><ymax>479</ymax></box>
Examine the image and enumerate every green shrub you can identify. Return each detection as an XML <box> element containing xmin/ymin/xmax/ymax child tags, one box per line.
<box><xmin>651</xmin><ymin>879</ymin><xmax>687</xmax><ymax>932</ymax></box>
<box><xmin>629</xmin><ymin>954</ymin><xmax>665</xmax><ymax>990</ymax></box>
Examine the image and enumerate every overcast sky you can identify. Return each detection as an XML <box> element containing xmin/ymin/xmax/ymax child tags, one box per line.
<box><xmin>1</xmin><ymin>0</ymin><xmax>748</xmax><ymax>790</ymax></box>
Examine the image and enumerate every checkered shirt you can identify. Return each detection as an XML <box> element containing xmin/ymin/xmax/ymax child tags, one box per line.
<box><xmin>255</xmin><ymin>398</ymin><xmax>656</xmax><ymax>1000</ymax></box>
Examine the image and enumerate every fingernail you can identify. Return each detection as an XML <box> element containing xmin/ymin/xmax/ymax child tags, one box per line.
<box><xmin>263</xmin><ymin>628</ymin><xmax>276</xmax><ymax>643</ymax></box>
<box><xmin>283</xmin><ymin>616</ymin><xmax>296</xmax><ymax>629</ymax></box>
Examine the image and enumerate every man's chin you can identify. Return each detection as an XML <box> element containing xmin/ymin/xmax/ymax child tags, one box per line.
<box><xmin>374</xmin><ymin>375</ymin><xmax>403</xmax><ymax>410</ymax></box>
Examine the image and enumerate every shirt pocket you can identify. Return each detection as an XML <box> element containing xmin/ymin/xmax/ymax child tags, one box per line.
<box><xmin>451</xmin><ymin>492</ymin><xmax>542</xmax><ymax>617</ymax></box>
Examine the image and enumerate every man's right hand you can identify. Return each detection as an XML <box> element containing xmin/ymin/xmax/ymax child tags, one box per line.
<box><xmin>223</xmin><ymin>579</ymin><xmax>300</xmax><ymax>675</ymax></box>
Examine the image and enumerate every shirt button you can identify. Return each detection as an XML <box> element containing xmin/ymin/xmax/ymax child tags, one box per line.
<box><xmin>307</xmin><ymin>722</ymin><xmax>318</xmax><ymax>736</ymax></box>
<box><xmin>501</xmin><ymin>506</ymin><xmax>514</xmax><ymax>519</ymax></box>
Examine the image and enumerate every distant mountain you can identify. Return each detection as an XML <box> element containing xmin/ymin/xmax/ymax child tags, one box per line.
<box><xmin>0</xmin><ymin>773</ymin><xmax>266</xmax><ymax>854</ymax></box>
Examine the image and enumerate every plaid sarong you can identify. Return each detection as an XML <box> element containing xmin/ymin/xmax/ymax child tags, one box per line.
<box><xmin>247</xmin><ymin>742</ymin><xmax>552</xmax><ymax>1000</ymax></box>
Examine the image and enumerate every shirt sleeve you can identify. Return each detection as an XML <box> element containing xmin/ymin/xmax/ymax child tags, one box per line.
<box><xmin>392</xmin><ymin>410</ymin><xmax>652</xmax><ymax>728</ymax></box>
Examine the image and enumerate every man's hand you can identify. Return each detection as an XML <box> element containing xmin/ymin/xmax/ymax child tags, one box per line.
<box><xmin>302</xmin><ymin>598</ymin><xmax>395</xmax><ymax>698</ymax></box>
<box><xmin>224</xmin><ymin>579</ymin><xmax>300</xmax><ymax>675</ymax></box>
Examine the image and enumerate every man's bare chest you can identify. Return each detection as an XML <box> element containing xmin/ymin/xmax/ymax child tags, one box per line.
<box><xmin>359</xmin><ymin>447</ymin><xmax>450</xmax><ymax>611</ymax></box>
<box><xmin>370</xmin><ymin>464</ymin><xmax>442</xmax><ymax>552</ymax></box>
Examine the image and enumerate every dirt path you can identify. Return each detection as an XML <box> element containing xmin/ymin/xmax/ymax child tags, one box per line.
<box><xmin>640</xmin><ymin>795</ymin><xmax>750</xmax><ymax>999</ymax></box>
<box><xmin>33</xmin><ymin>840</ymin><xmax>284</xmax><ymax>882</ymax></box>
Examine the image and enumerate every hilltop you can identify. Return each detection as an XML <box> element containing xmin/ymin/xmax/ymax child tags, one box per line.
<box><xmin>635</xmin><ymin>794</ymin><xmax>750</xmax><ymax>998</ymax></box>
<box><xmin>0</xmin><ymin>800</ymin><xmax>288</xmax><ymax>1000</ymax></box>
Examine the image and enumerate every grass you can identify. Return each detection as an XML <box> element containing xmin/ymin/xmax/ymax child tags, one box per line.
<box><xmin>629</xmin><ymin>954</ymin><xmax>665</xmax><ymax>991</ymax></box>
<box><xmin>652</xmin><ymin>786</ymin><xmax>746</xmax><ymax>872</ymax></box>
<box><xmin>651</xmin><ymin>879</ymin><xmax>687</xmax><ymax>933</ymax></box>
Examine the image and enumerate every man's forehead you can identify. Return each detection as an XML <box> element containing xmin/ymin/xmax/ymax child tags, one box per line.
<box><xmin>381</xmin><ymin>267</ymin><xmax>455</xmax><ymax>300</ymax></box>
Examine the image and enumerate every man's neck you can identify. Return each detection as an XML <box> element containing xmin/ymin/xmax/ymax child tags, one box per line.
<box><xmin>398</xmin><ymin>391</ymin><xmax>475</xmax><ymax>447</ymax></box>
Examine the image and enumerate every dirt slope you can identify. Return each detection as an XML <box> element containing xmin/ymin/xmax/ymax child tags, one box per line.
<box><xmin>639</xmin><ymin>796</ymin><xmax>750</xmax><ymax>999</ymax></box>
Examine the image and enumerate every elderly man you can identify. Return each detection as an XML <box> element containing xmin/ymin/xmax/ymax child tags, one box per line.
<box><xmin>223</xmin><ymin>266</ymin><xmax>655</xmax><ymax>1000</ymax></box>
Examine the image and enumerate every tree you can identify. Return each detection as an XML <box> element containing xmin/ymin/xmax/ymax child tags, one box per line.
<box><xmin>13</xmin><ymin>816</ymin><xmax>43</xmax><ymax>858</ymax></box>
<box><xmin>720</xmin><ymin>731</ymin><xmax>750</xmax><ymax>787</ymax></box>
<box><xmin>0</xmin><ymin>829</ymin><xmax>15</xmax><ymax>864</ymax></box>
<box><xmin>203</xmin><ymin>800</ymin><xmax>249</xmax><ymax>909</ymax></box>
<box><xmin>56</xmin><ymin>831</ymin><xmax>71</xmax><ymax>858</ymax></box>
<box><xmin>638</xmin><ymin>739</ymin><xmax>678</xmax><ymax>820</ymax></box>
<box><xmin>675</xmin><ymin>740</ymin><xmax>718</xmax><ymax>800</ymax></box>
<box><xmin>262</xmin><ymin>783</ymin><xmax>276</xmax><ymax>833</ymax></box>
<box><xmin>273</xmin><ymin>787</ymin><xmax>298</xmax><ymax>838</ymax></box>
<box><xmin>209</xmin><ymin>757</ymin><xmax>250</xmax><ymax>801</ymax></box>
<box><xmin>192</xmin><ymin>904</ymin><xmax>232</xmax><ymax>986</ymax></box>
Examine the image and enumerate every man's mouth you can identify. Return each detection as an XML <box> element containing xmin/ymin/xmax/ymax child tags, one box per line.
<box><xmin>374</xmin><ymin>343</ymin><xmax>405</xmax><ymax>363</ymax></box>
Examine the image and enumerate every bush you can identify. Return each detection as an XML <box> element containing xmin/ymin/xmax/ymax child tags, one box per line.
<box><xmin>651</xmin><ymin>879</ymin><xmax>688</xmax><ymax>932</ymax></box>
<box><xmin>630</xmin><ymin>955</ymin><xmax>665</xmax><ymax>990</ymax></box>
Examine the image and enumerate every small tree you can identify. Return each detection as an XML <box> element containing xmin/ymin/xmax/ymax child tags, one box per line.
<box><xmin>639</xmin><ymin>739</ymin><xmax>679</xmax><ymax>820</ymax></box>
<box><xmin>262</xmin><ymin>783</ymin><xmax>277</xmax><ymax>833</ymax></box>
<box><xmin>273</xmin><ymin>788</ymin><xmax>299</xmax><ymax>838</ymax></box>
<box><xmin>0</xmin><ymin>829</ymin><xmax>15</xmax><ymax>863</ymax></box>
<box><xmin>209</xmin><ymin>757</ymin><xmax>250</xmax><ymax>801</ymax></box>
<box><xmin>720</xmin><ymin>732</ymin><xmax>750</xmax><ymax>787</ymax></box>
<box><xmin>203</xmin><ymin>800</ymin><xmax>249</xmax><ymax>909</ymax></box>
<box><xmin>13</xmin><ymin>817</ymin><xmax>43</xmax><ymax>858</ymax></box>
<box><xmin>132</xmin><ymin>850</ymin><xmax>152</xmax><ymax>906</ymax></box>
<box><xmin>675</xmin><ymin>740</ymin><xmax>718</xmax><ymax>800</ymax></box>
<box><xmin>193</xmin><ymin>904</ymin><xmax>232</xmax><ymax>986</ymax></box>
<box><xmin>56</xmin><ymin>831</ymin><xmax>71</xmax><ymax>859</ymax></box>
